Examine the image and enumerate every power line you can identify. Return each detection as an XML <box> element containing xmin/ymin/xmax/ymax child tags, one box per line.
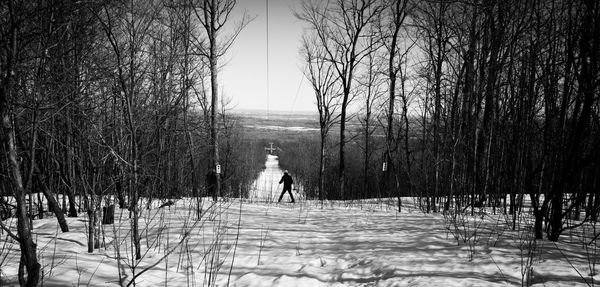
<box><xmin>266</xmin><ymin>0</ymin><xmax>270</xmax><ymax>120</ymax></box>
<box><xmin>289</xmin><ymin>68</ymin><xmax>305</xmax><ymax>115</ymax></box>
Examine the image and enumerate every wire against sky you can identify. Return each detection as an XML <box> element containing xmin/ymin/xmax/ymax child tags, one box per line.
<box><xmin>266</xmin><ymin>0</ymin><xmax>269</xmax><ymax>118</ymax></box>
<box><xmin>219</xmin><ymin>0</ymin><xmax>314</xmax><ymax>113</ymax></box>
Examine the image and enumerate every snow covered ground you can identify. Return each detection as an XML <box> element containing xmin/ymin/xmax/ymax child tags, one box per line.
<box><xmin>1</xmin><ymin>199</ymin><xmax>597</xmax><ymax>286</ymax></box>
<box><xmin>1</xmin><ymin>156</ymin><xmax>598</xmax><ymax>286</ymax></box>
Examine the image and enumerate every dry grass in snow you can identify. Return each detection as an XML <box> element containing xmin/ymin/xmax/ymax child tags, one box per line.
<box><xmin>1</xmin><ymin>197</ymin><xmax>599</xmax><ymax>286</ymax></box>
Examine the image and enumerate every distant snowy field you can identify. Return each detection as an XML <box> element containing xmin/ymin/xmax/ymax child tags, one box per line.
<box><xmin>1</xmin><ymin>154</ymin><xmax>598</xmax><ymax>286</ymax></box>
<box><xmin>243</xmin><ymin>125</ymin><xmax>320</xmax><ymax>132</ymax></box>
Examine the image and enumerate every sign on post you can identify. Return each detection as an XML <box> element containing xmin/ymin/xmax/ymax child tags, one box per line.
<box><xmin>216</xmin><ymin>164</ymin><xmax>221</xmax><ymax>174</ymax></box>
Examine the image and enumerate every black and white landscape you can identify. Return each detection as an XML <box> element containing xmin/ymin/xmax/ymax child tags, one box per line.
<box><xmin>1</xmin><ymin>0</ymin><xmax>599</xmax><ymax>286</ymax></box>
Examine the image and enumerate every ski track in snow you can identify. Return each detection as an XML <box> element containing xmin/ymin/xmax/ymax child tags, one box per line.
<box><xmin>0</xmin><ymin>156</ymin><xmax>597</xmax><ymax>286</ymax></box>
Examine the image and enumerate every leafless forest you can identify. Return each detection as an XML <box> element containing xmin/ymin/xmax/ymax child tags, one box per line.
<box><xmin>1</xmin><ymin>0</ymin><xmax>599</xmax><ymax>286</ymax></box>
<box><xmin>290</xmin><ymin>0</ymin><xmax>599</xmax><ymax>243</ymax></box>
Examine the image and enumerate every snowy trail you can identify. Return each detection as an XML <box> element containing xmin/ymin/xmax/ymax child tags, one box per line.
<box><xmin>249</xmin><ymin>155</ymin><xmax>285</xmax><ymax>202</ymax></box>
<box><xmin>222</xmin><ymin>201</ymin><xmax>505</xmax><ymax>287</ymax></box>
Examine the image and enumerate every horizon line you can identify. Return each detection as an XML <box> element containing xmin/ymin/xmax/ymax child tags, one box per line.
<box><xmin>232</xmin><ymin>108</ymin><xmax>317</xmax><ymax>114</ymax></box>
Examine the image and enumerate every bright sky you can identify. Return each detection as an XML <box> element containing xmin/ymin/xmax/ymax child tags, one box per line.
<box><xmin>220</xmin><ymin>0</ymin><xmax>314</xmax><ymax>113</ymax></box>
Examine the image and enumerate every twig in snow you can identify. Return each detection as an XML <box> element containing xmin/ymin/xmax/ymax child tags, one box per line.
<box><xmin>125</xmin><ymin>231</ymin><xmax>192</xmax><ymax>287</ymax></box>
<box><xmin>257</xmin><ymin>225</ymin><xmax>269</xmax><ymax>266</ymax></box>
<box><xmin>0</xmin><ymin>219</ymin><xmax>18</xmax><ymax>242</ymax></box>
<box><xmin>553</xmin><ymin>242</ymin><xmax>591</xmax><ymax>286</ymax></box>
<box><xmin>227</xmin><ymin>199</ymin><xmax>244</xmax><ymax>286</ymax></box>
<box><xmin>87</xmin><ymin>257</ymin><xmax>106</xmax><ymax>286</ymax></box>
<box><xmin>488</xmin><ymin>254</ymin><xmax>509</xmax><ymax>286</ymax></box>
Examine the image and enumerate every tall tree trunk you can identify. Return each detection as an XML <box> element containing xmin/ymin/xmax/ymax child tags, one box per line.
<box><xmin>319</xmin><ymin>132</ymin><xmax>326</xmax><ymax>201</ymax></box>
<box><xmin>400</xmin><ymin>70</ymin><xmax>412</xmax><ymax>197</ymax></box>
<box><xmin>124</xmin><ymin>0</ymin><xmax>141</xmax><ymax>260</ymax></box>
<box><xmin>0</xmin><ymin>2</ymin><xmax>40</xmax><ymax>284</ymax></box>
<box><xmin>87</xmin><ymin>193</ymin><xmax>95</xmax><ymax>253</ymax></box>
<box><xmin>339</xmin><ymin>91</ymin><xmax>348</xmax><ymax>200</ymax></box>
<box><xmin>65</xmin><ymin>114</ymin><xmax>78</xmax><ymax>217</ymax></box>
<box><xmin>209</xmin><ymin>0</ymin><xmax>221</xmax><ymax>202</ymax></box>
<box><xmin>180</xmin><ymin>5</ymin><xmax>201</xmax><ymax>216</ymax></box>
<box><xmin>431</xmin><ymin>1</ymin><xmax>446</xmax><ymax>213</ymax></box>
<box><xmin>364</xmin><ymin>117</ymin><xmax>370</xmax><ymax>200</ymax></box>
<box><xmin>384</xmin><ymin>0</ymin><xmax>408</xmax><ymax>206</ymax></box>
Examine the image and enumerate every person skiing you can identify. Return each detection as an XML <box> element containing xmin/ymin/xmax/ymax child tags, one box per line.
<box><xmin>277</xmin><ymin>170</ymin><xmax>295</xmax><ymax>203</ymax></box>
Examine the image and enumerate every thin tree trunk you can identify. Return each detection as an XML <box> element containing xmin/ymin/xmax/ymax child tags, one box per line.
<box><xmin>65</xmin><ymin>98</ymin><xmax>78</xmax><ymax>216</ymax></box>
<box><xmin>319</xmin><ymin>133</ymin><xmax>326</xmax><ymax>202</ymax></box>
<box><xmin>209</xmin><ymin>0</ymin><xmax>221</xmax><ymax>202</ymax></box>
<box><xmin>0</xmin><ymin>2</ymin><xmax>40</xmax><ymax>284</ymax></box>
<box><xmin>29</xmin><ymin>163</ymin><xmax>70</xmax><ymax>232</ymax></box>
<box><xmin>87</xmin><ymin>193</ymin><xmax>95</xmax><ymax>253</ymax></box>
<box><xmin>339</xmin><ymin>87</ymin><xmax>348</xmax><ymax>200</ymax></box>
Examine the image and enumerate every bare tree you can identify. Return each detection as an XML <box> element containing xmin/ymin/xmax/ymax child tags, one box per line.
<box><xmin>0</xmin><ymin>1</ymin><xmax>41</xmax><ymax>285</ymax></box>
<box><xmin>97</xmin><ymin>0</ymin><xmax>162</xmax><ymax>260</ymax></box>
<box><xmin>301</xmin><ymin>33</ymin><xmax>341</xmax><ymax>202</ymax></box>
<box><xmin>546</xmin><ymin>0</ymin><xmax>599</xmax><ymax>241</ymax></box>
<box><xmin>190</xmin><ymin>0</ymin><xmax>252</xmax><ymax>201</ymax></box>
<box><xmin>355</xmin><ymin>29</ymin><xmax>385</xmax><ymax>201</ymax></box>
<box><xmin>413</xmin><ymin>0</ymin><xmax>451</xmax><ymax>212</ymax></box>
<box><xmin>377</xmin><ymin>0</ymin><xmax>411</xmax><ymax>210</ymax></box>
<box><xmin>173</xmin><ymin>0</ymin><xmax>204</xmax><ymax>217</ymax></box>
<box><xmin>297</xmin><ymin>0</ymin><xmax>383</xmax><ymax>199</ymax></box>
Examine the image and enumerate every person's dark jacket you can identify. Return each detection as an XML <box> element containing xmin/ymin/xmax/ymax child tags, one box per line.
<box><xmin>279</xmin><ymin>173</ymin><xmax>293</xmax><ymax>188</ymax></box>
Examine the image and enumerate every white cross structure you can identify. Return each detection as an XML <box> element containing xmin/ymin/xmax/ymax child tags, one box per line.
<box><xmin>265</xmin><ymin>142</ymin><xmax>276</xmax><ymax>154</ymax></box>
